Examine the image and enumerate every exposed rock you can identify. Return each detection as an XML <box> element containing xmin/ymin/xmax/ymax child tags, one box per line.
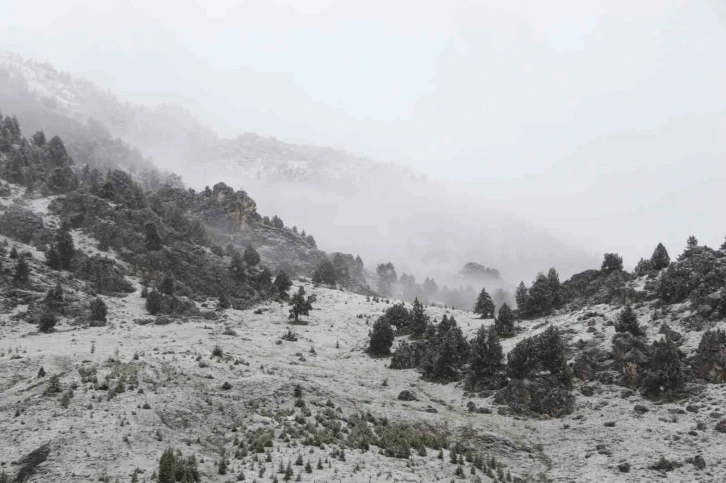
<box><xmin>633</xmin><ymin>405</ymin><xmax>649</xmax><ymax>414</ymax></box>
<box><xmin>397</xmin><ymin>390</ymin><xmax>418</xmax><ymax>402</ymax></box>
<box><xmin>476</xmin><ymin>407</ymin><xmax>492</xmax><ymax>414</ymax></box>
<box><xmin>424</xmin><ymin>406</ymin><xmax>438</xmax><ymax>414</ymax></box>
<box><xmin>617</xmin><ymin>462</ymin><xmax>631</xmax><ymax>473</ymax></box>
<box><xmin>659</xmin><ymin>323</ymin><xmax>683</xmax><ymax>345</ymax></box>
<box><xmin>692</xmin><ymin>455</ymin><xmax>706</xmax><ymax>470</ymax></box>
<box><xmin>714</xmin><ymin>419</ymin><xmax>726</xmax><ymax>433</ymax></box>
<box><xmin>580</xmin><ymin>385</ymin><xmax>594</xmax><ymax>397</ymax></box>
<box><xmin>466</xmin><ymin>401</ymin><xmax>477</xmax><ymax>412</ymax></box>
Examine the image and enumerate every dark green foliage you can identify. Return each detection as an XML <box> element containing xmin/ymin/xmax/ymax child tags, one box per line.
<box><xmin>376</xmin><ymin>262</ymin><xmax>397</xmax><ymax>296</ymax></box>
<box><xmin>507</xmin><ymin>326</ymin><xmax>567</xmax><ymax>379</ymax></box>
<box><xmin>46</xmin><ymin>246</ymin><xmax>61</xmax><ymax>270</ymax></box>
<box><xmin>255</xmin><ymin>267</ymin><xmax>273</xmax><ymax>293</ymax></box>
<box><xmin>146</xmin><ymin>289</ymin><xmax>162</xmax><ymax>315</ymax></box>
<box><xmin>243</xmin><ymin>245</ymin><xmax>261</xmax><ymax>266</ymax></box>
<box><xmin>473</xmin><ymin>287</ymin><xmax>495</xmax><ymax>318</ymax></box>
<box><xmin>634</xmin><ymin>257</ymin><xmax>653</xmax><ymax>276</ymax></box>
<box><xmin>271</xmin><ymin>215</ymin><xmax>284</xmax><ymax>229</ymax></box>
<box><xmin>160</xmin><ymin>275</ymin><xmax>175</xmax><ymax>296</ymax></box>
<box><xmin>369</xmin><ymin>318</ymin><xmax>394</xmax><ymax>355</ymax></box>
<box><xmin>515</xmin><ymin>281</ymin><xmax>529</xmax><ymax>316</ymax></box>
<box><xmin>494</xmin><ymin>303</ymin><xmax>515</xmax><ymax>336</ymax></box>
<box><xmin>48</xmin><ymin>136</ymin><xmax>70</xmax><ymax>165</ymax></box>
<box><xmin>410</xmin><ymin>298</ymin><xmax>429</xmax><ymax>337</ymax></box>
<box><xmin>74</xmin><ymin>255</ymin><xmax>134</xmax><ymax>294</ymax></box>
<box><xmin>218</xmin><ymin>292</ymin><xmax>230</xmax><ymax>310</ymax></box>
<box><xmin>601</xmin><ymin>253</ymin><xmax>624</xmax><ymax>273</ymax></box>
<box><xmin>89</xmin><ymin>298</ymin><xmax>107</xmax><ymax>323</ymax></box>
<box><xmin>468</xmin><ymin>325</ymin><xmax>504</xmax><ymax>385</ymax></box>
<box><xmin>273</xmin><ymin>270</ymin><xmax>293</xmax><ymax>298</ymax></box>
<box><xmin>651</xmin><ymin>242</ymin><xmax>670</xmax><ymax>270</ymax></box>
<box><xmin>13</xmin><ymin>255</ymin><xmax>30</xmax><ymax>286</ymax></box>
<box><xmin>615</xmin><ymin>305</ymin><xmax>644</xmax><ymax>336</ymax></box>
<box><xmin>39</xmin><ymin>311</ymin><xmax>57</xmax><ymax>333</ymax></box>
<box><xmin>642</xmin><ymin>340</ymin><xmax>686</xmax><ymax>398</ymax></box>
<box><xmin>380</xmin><ymin>303</ymin><xmax>411</xmax><ymax>332</ymax></box>
<box><xmin>157</xmin><ymin>448</ymin><xmax>200</xmax><ymax>483</ymax></box>
<box><xmin>44</xmin><ymin>283</ymin><xmax>64</xmax><ymax>312</ymax></box>
<box><xmin>145</xmin><ymin>222</ymin><xmax>162</xmax><ymax>251</ymax></box>
<box><xmin>421</xmin><ymin>315</ymin><xmax>470</xmax><ymax>381</ymax></box>
<box><xmin>288</xmin><ymin>286</ymin><xmax>313</xmax><ymax>323</ymax></box>
<box><xmin>316</xmin><ymin>259</ymin><xmax>337</xmax><ymax>285</ymax></box>
<box><xmin>229</xmin><ymin>251</ymin><xmax>246</xmax><ymax>282</ymax></box>
<box><xmin>311</xmin><ymin>270</ymin><xmax>322</xmax><ymax>284</ymax></box>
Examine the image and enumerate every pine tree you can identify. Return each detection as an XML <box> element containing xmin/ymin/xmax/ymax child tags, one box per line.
<box><xmin>56</xmin><ymin>228</ymin><xmax>75</xmax><ymax>270</ymax></box>
<box><xmin>515</xmin><ymin>282</ymin><xmax>529</xmax><ymax>317</ymax></box>
<box><xmin>243</xmin><ymin>245</ymin><xmax>261</xmax><ymax>266</ymax></box>
<box><xmin>494</xmin><ymin>303</ymin><xmax>515</xmax><ymax>336</ymax></box>
<box><xmin>145</xmin><ymin>222</ymin><xmax>162</xmax><ymax>251</ymax></box>
<box><xmin>39</xmin><ymin>311</ymin><xmax>57</xmax><ymax>333</ymax></box>
<box><xmin>160</xmin><ymin>275</ymin><xmax>175</xmax><ymax>296</ymax></box>
<box><xmin>601</xmin><ymin>253</ymin><xmax>624</xmax><ymax>273</ymax></box>
<box><xmin>218</xmin><ymin>292</ymin><xmax>230</xmax><ymax>310</ymax></box>
<box><xmin>229</xmin><ymin>252</ymin><xmax>246</xmax><ymax>282</ymax></box>
<box><xmin>13</xmin><ymin>256</ymin><xmax>30</xmax><ymax>286</ymax></box>
<box><xmin>369</xmin><ymin>318</ymin><xmax>394</xmax><ymax>355</ymax></box>
<box><xmin>256</xmin><ymin>268</ymin><xmax>273</xmax><ymax>292</ymax></box>
<box><xmin>410</xmin><ymin>297</ymin><xmax>429</xmax><ymax>337</ymax></box>
<box><xmin>46</xmin><ymin>246</ymin><xmax>61</xmax><ymax>270</ymax></box>
<box><xmin>473</xmin><ymin>287</ymin><xmax>495</xmax><ymax>319</ymax></box>
<box><xmin>547</xmin><ymin>268</ymin><xmax>561</xmax><ymax>309</ymax></box>
<box><xmin>316</xmin><ymin>259</ymin><xmax>337</xmax><ymax>285</ymax></box>
<box><xmin>642</xmin><ymin>339</ymin><xmax>686</xmax><ymax>397</ymax></box>
<box><xmin>651</xmin><ymin>243</ymin><xmax>670</xmax><ymax>270</ymax></box>
<box><xmin>90</xmin><ymin>298</ymin><xmax>108</xmax><ymax>323</ymax></box>
<box><xmin>634</xmin><ymin>257</ymin><xmax>653</xmax><ymax>276</ymax></box>
<box><xmin>288</xmin><ymin>286</ymin><xmax>313</xmax><ymax>323</ymax></box>
<box><xmin>468</xmin><ymin>326</ymin><xmax>504</xmax><ymax>385</ymax></box>
<box><xmin>527</xmin><ymin>273</ymin><xmax>551</xmax><ymax>316</ymax></box>
<box><xmin>273</xmin><ymin>270</ymin><xmax>292</xmax><ymax>298</ymax></box>
<box><xmin>312</xmin><ymin>271</ymin><xmax>322</xmax><ymax>284</ymax></box>
<box><xmin>615</xmin><ymin>305</ymin><xmax>644</xmax><ymax>336</ymax></box>
<box><xmin>146</xmin><ymin>289</ymin><xmax>162</xmax><ymax>315</ymax></box>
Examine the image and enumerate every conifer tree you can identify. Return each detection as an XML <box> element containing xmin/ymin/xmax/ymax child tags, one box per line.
<box><xmin>494</xmin><ymin>303</ymin><xmax>515</xmax><ymax>337</ymax></box>
<box><xmin>473</xmin><ymin>287</ymin><xmax>495</xmax><ymax>318</ymax></box>
<box><xmin>601</xmin><ymin>253</ymin><xmax>624</xmax><ymax>273</ymax></box>
<box><xmin>13</xmin><ymin>255</ymin><xmax>30</xmax><ymax>286</ymax></box>
<box><xmin>312</xmin><ymin>270</ymin><xmax>322</xmax><ymax>284</ymax></box>
<box><xmin>56</xmin><ymin>227</ymin><xmax>75</xmax><ymax>270</ymax></box>
<box><xmin>218</xmin><ymin>292</ymin><xmax>230</xmax><ymax>310</ymax></box>
<box><xmin>273</xmin><ymin>270</ymin><xmax>292</xmax><ymax>298</ymax></box>
<box><xmin>90</xmin><ymin>298</ymin><xmax>108</xmax><ymax>323</ymax></box>
<box><xmin>515</xmin><ymin>281</ymin><xmax>529</xmax><ymax>317</ymax></box>
<box><xmin>651</xmin><ymin>242</ymin><xmax>670</xmax><ymax>270</ymax></box>
<box><xmin>288</xmin><ymin>286</ymin><xmax>313</xmax><ymax>323</ymax></box>
<box><xmin>369</xmin><ymin>318</ymin><xmax>394</xmax><ymax>355</ymax></box>
<box><xmin>547</xmin><ymin>267</ymin><xmax>561</xmax><ymax>309</ymax></box>
<box><xmin>615</xmin><ymin>305</ymin><xmax>644</xmax><ymax>336</ymax></box>
<box><xmin>468</xmin><ymin>326</ymin><xmax>504</xmax><ymax>385</ymax></box>
<box><xmin>146</xmin><ymin>289</ymin><xmax>162</xmax><ymax>315</ymax></box>
<box><xmin>145</xmin><ymin>222</ymin><xmax>162</xmax><ymax>251</ymax></box>
<box><xmin>243</xmin><ymin>245</ymin><xmax>261</xmax><ymax>266</ymax></box>
<box><xmin>316</xmin><ymin>259</ymin><xmax>337</xmax><ymax>285</ymax></box>
<box><xmin>160</xmin><ymin>275</ymin><xmax>175</xmax><ymax>296</ymax></box>
<box><xmin>410</xmin><ymin>297</ymin><xmax>429</xmax><ymax>337</ymax></box>
<box><xmin>229</xmin><ymin>252</ymin><xmax>246</xmax><ymax>282</ymax></box>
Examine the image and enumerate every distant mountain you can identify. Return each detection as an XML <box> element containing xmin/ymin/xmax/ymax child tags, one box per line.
<box><xmin>0</xmin><ymin>51</ymin><xmax>599</xmax><ymax>284</ymax></box>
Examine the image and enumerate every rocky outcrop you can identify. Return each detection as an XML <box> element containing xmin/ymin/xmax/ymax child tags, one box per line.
<box><xmin>0</xmin><ymin>205</ymin><xmax>48</xmax><ymax>244</ymax></box>
<box><xmin>612</xmin><ymin>332</ymin><xmax>652</xmax><ymax>386</ymax></box>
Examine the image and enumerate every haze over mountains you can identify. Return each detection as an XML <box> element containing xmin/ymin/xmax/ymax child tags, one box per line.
<box><xmin>0</xmin><ymin>50</ymin><xmax>598</xmax><ymax>286</ymax></box>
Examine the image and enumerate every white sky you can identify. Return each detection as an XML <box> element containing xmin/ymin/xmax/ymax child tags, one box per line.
<box><xmin>1</xmin><ymin>0</ymin><xmax>725</xmax><ymax>261</ymax></box>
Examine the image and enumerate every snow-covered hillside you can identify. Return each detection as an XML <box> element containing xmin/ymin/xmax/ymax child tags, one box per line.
<box><xmin>2</xmin><ymin>191</ymin><xmax>726</xmax><ymax>483</ymax></box>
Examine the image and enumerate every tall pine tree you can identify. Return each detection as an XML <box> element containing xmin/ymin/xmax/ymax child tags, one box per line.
<box><xmin>473</xmin><ymin>287</ymin><xmax>495</xmax><ymax>319</ymax></box>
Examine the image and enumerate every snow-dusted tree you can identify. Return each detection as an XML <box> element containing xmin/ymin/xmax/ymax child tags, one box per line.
<box><xmin>369</xmin><ymin>318</ymin><xmax>394</xmax><ymax>355</ymax></box>
<box><xmin>243</xmin><ymin>245</ymin><xmax>261</xmax><ymax>266</ymax></box>
<box><xmin>494</xmin><ymin>303</ymin><xmax>515</xmax><ymax>336</ymax></box>
<box><xmin>289</xmin><ymin>286</ymin><xmax>313</xmax><ymax>323</ymax></box>
<box><xmin>633</xmin><ymin>257</ymin><xmax>654</xmax><ymax>276</ymax></box>
<box><xmin>229</xmin><ymin>252</ymin><xmax>246</xmax><ymax>282</ymax></box>
<box><xmin>642</xmin><ymin>339</ymin><xmax>686</xmax><ymax>398</ymax></box>
<box><xmin>217</xmin><ymin>292</ymin><xmax>230</xmax><ymax>310</ymax></box>
<box><xmin>651</xmin><ymin>242</ymin><xmax>670</xmax><ymax>270</ymax></box>
<box><xmin>473</xmin><ymin>287</ymin><xmax>495</xmax><ymax>318</ymax></box>
<box><xmin>410</xmin><ymin>298</ymin><xmax>429</xmax><ymax>337</ymax></box>
<box><xmin>90</xmin><ymin>298</ymin><xmax>108</xmax><ymax>323</ymax></box>
<box><xmin>601</xmin><ymin>253</ymin><xmax>624</xmax><ymax>273</ymax></box>
<box><xmin>160</xmin><ymin>275</ymin><xmax>175</xmax><ymax>296</ymax></box>
<box><xmin>615</xmin><ymin>305</ymin><xmax>644</xmax><ymax>336</ymax></box>
<box><xmin>273</xmin><ymin>270</ymin><xmax>292</xmax><ymax>298</ymax></box>
<box><xmin>145</xmin><ymin>222</ymin><xmax>162</xmax><ymax>251</ymax></box>
<box><xmin>515</xmin><ymin>281</ymin><xmax>529</xmax><ymax>316</ymax></box>
<box><xmin>468</xmin><ymin>325</ymin><xmax>504</xmax><ymax>386</ymax></box>
<box><xmin>39</xmin><ymin>311</ymin><xmax>57</xmax><ymax>333</ymax></box>
<box><xmin>145</xmin><ymin>289</ymin><xmax>162</xmax><ymax>315</ymax></box>
<box><xmin>13</xmin><ymin>256</ymin><xmax>30</xmax><ymax>286</ymax></box>
<box><xmin>317</xmin><ymin>259</ymin><xmax>337</xmax><ymax>285</ymax></box>
<box><xmin>547</xmin><ymin>268</ymin><xmax>561</xmax><ymax>309</ymax></box>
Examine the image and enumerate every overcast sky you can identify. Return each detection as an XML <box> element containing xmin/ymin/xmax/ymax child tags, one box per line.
<box><xmin>1</xmin><ymin>0</ymin><xmax>725</xmax><ymax>261</ymax></box>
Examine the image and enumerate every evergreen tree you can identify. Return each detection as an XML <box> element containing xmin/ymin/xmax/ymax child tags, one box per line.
<box><xmin>615</xmin><ymin>305</ymin><xmax>644</xmax><ymax>336</ymax></box>
<box><xmin>428</xmin><ymin>324</ymin><xmax>469</xmax><ymax>380</ymax></box>
<box><xmin>145</xmin><ymin>222</ymin><xmax>162</xmax><ymax>251</ymax></box>
<box><xmin>410</xmin><ymin>298</ymin><xmax>429</xmax><ymax>337</ymax></box>
<box><xmin>229</xmin><ymin>252</ymin><xmax>246</xmax><ymax>282</ymax></box>
<box><xmin>9</xmin><ymin>246</ymin><xmax>18</xmax><ymax>259</ymax></box>
<box><xmin>160</xmin><ymin>275</ymin><xmax>175</xmax><ymax>296</ymax></box>
<box><xmin>547</xmin><ymin>267</ymin><xmax>561</xmax><ymax>309</ymax></box>
<box><xmin>47</xmin><ymin>136</ymin><xmax>69</xmax><ymax>165</ymax></box>
<box><xmin>39</xmin><ymin>311</ymin><xmax>57</xmax><ymax>333</ymax></box>
<box><xmin>243</xmin><ymin>245</ymin><xmax>261</xmax><ymax>266</ymax></box>
<box><xmin>468</xmin><ymin>325</ymin><xmax>504</xmax><ymax>385</ymax></box>
<box><xmin>316</xmin><ymin>259</ymin><xmax>337</xmax><ymax>285</ymax></box>
<box><xmin>369</xmin><ymin>318</ymin><xmax>394</xmax><ymax>355</ymax></box>
<box><xmin>146</xmin><ymin>289</ymin><xmax>162</xmax><ymax>315</ymax></box>
<box><xmin>158</xmin><ymin>448</ymin><xmax>176</xmax><ymax>483</ymax></box>
<box><xmin>288</xmin><ymin>286</ymin><xmax>313</xmax><ymax>323</ymax></box>
<box><xmin>537</xmin><ymin>326</ymin><xmax>568</xmax><ymax>376</ymax></box>
<box><xmin>256</xmin><ymin>268</ymin><xmax>273</xmax><ymax>292</ymax></box>
<box><xmin>44</xmin><ymin>283</ymin><xmax>64</xmax><ymax>312</ymax></box>
<box><xmin>515</xmin><ymin>282</ymin><xmax>529</xmax><ymax>317</ymax></box>
<box><xmin>46</xmin><ymin>246</ymin><xmax>61</xmax><ymax>270</ymax></box>
<box><xmin>273</xmin><ymin>270</ymin><xmax>293</xmax><ymax>298</ymax></box>
<box><xmin>601</xmin><ymin>253</ymin><xmax>624</xmax><ymax>273</ymax></box>
<box><xmin>32</xmin><ymin>130</ymin><xmax>46</xmax><ymax>146</ymax></box>
<box><xmin>527</xmin><ymin>273</ymin><xmax>551</xmax><ymax>316</ymax></box>
<box><xmin>507</xmin><ymin>336</ymin><xmax>539</xmax><ymax>379</ymax></box>
<box><xmin>271</xmin><ymin>215</ymin><xmax>284</xmax><ymax>229</ymax></box>
<box><xmin>651</xmin><ymin>242</ymin><xmax>670</xmax><ymax>270</ymax></box>
<box><xmin>633</xmin><ymin>257</ymin><xmax>654</xmax><ymax>276</ymax></box>
<box><xmin>89</xmin><ymin>298</ymin><xmax>108</xmax><ymax>323</ymax></box>
<box><xmin>312</xmin><ymin>270</ymin><xmax>322</xmax><ymax>284</ymax></box>
<box><xmin>642</xmin><ymin>339</ymin><xmax>686</xmax><ymax>397</ymax></box>
<box><xmin>473</xmin><ymin>287</ymin><xmax>495</xmax><ymax>318</ymax></box>
<box><xmin>423</xmin><ymin>277</ymin><xmax>438</xmax><ymax>298</ymax></box>
<box><xmin>494</xmin><ymin>303</ymin><xmax>515</xmax><ymax>336</ymax></box>
<box><xmin>13</xmin><ymin>256</ymin><xmax>30</xmax><ymax>286</ymax></box>
<box><xmin>380</xmin><ymin>303</ymin><xmax>411</xmax><ymax>331</ymax></box>
<box><xmin>721</xmin><ymin>235</ymin><xmax>726</xmax><ymax>251</ymax></box>
<box><xmin>218</xmin><ymin>292</ymin><xmax>230</xmax><ymax>310</ymax></box>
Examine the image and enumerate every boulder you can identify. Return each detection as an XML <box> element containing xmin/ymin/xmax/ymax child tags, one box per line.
<box><xmin>691</xmin><ymin>330</ymin><xmax>726</xmax><ymax>383</ymax></box>
<box><xmin>397</xmin><ymin>390</ymin><xmax>418</xmax><ymax>402</ymax></box>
